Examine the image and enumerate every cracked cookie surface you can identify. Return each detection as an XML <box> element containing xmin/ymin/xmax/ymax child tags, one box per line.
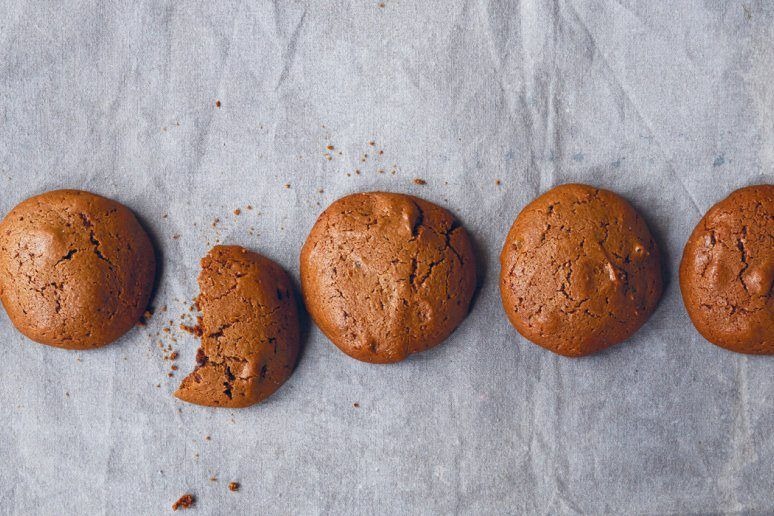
<box><xmin>175</xmin><ymin>245</ymin><xmax>300</xmax><ymax>408</ymax></box>
<box><xmin>300</xmin><ymin>192</ymin><xmax>476</xmax><ymax>364</ymax></box>
<box><xmin>0</xmin><ymin>189</ymin><xmax>155</xmax><ymax>349</ymax></box>
<box><xmin>500</xmin><ymin>184</ymin><xmax>662</xmax><ymax>357</ymax></box>
<box><xmin>680</xmin><ymin>184</ymin><xmax>773</xmax><ymax>354</ymax></box>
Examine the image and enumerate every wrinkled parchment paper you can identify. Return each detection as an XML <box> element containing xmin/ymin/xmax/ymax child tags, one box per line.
<box><xmin>1</xmin><ymin>1</ymin><xmax>772</xmax><ymax>514</ymax></box>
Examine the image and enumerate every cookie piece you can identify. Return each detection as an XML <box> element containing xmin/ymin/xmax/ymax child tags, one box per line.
<box><xmin>500</xmin><ymin>184</ymin><xmax>662</xmax><ymax>357</ymax></box>
<box><xmin>300</xmin><ymin>192</ymin><xmax>476</xmax><ymax>363</ymax></box>
<box><xmin>679</xmin><ymin>185</ymin><xmax>773</xmax><ymax>354</ymax></box>
<box><xmin>0</xmin><ymin>189</ymin><xmax>155</xmax><ymax>349</ymax></box>
<box><xmin>175</xmin><ymin>246</ymin><xmax>300</xmax><ymax>408</ymax></box>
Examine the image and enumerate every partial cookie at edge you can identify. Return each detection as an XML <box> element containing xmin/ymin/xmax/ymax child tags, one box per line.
<box><xmin>679</xmin><ymin>184</ymin><xmax>773</xmax><ymax>354</ymax></box>
<box><xmin>0</xmin><ymin>189</ymin><xmax>156</xmax><ymax>349</ymax></box>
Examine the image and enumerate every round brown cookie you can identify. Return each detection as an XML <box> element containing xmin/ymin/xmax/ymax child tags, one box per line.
<box><xmin>300</xmin><ymin>192</ymin><xmax>476</xmax><ymax>364</ymax></box>
<box><xmin>679</xmin><ymin>185</ymin><xmax>773</xmax><ymax>354</ymax></box>
<box><xmin>500</xmin><ymin>184</ymin><xmax>662</xmax><ymax>357</ymax></box>
<box><xmin>0</xmin><ymin>189</ymin><xmax>155</xmax><ymax>349</ymax></box>
<box><xmin>175</xmin><ymin>245</ymin><xmax>300</xmax><ymax>408</ymax></box>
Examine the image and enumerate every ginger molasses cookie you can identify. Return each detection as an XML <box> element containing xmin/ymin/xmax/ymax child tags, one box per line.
<box><xmin>500</xmin><ymin>184</ymin><xmax>662</xmax><ymax>357</ymax></box>
<box><xmin>0</xmin><ymin>189</ymin><xmax>155</xmax><ymax>349</ymax></box>
<box><xmin>175</xmin><ymin>246</ymin><xmax>300</xmax><ymax>408</ymax></box>
<box><xmin>300</xmin><ymin>192</ymin><xmax>476</xmax><ymax>364</ymax></box>
<box><xmin>679</xmin><ymin>185</ymin><xmax>773</xmax><ymax>354</ymax></box>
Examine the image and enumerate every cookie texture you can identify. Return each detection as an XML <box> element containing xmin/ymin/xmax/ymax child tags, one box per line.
<box><xmin>500</xmin><ymin>184</ymin><xmax>662</xmax><ymax>357</ymax></box>
<box><xmin>0</xmin><ymin>189</ymin><xmax>155</xmax><ymax>349</ymax></box>
<box><xmin>679</xmin><ymin>185</ymin><xmax>773</xmax><ymax>354</ymax></box>
<box><xmin>175</xmin><ymin>246</ymin><xmax>300</xmax><ymax>408</ymax></box>
<box><xmin>300</xmin><ymin>191</ymin><xmax>476</xmax><ymax>364</ymax></box>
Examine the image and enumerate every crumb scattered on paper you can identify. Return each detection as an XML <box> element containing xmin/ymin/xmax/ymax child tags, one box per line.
<box><xmin>172</xmin><ymin>494</ymin><xmax>195</xmax><ymax>511</ymax></box>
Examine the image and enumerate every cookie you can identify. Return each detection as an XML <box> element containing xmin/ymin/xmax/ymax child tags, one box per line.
<box><xmin>0</xmin><ymin>189</ymin><xmax>155</xmax><ymax>349</ymax></box>
<box><xmin>175</xmin><ymin>246</ymin><xmax>300</xmax><ymax>408</ymax></box>
<box><xmin>679</xmin><ymin>185</ymin><xmax>773</xmax><ymax>354</ymax></box>
<box><xmin>300</xmin><ymin>191</ymin><xmax>476</xmax><ymax>363</ymax></box>
<box><xmin>500</xmin><ymin>184</ymin><xmax>662</xmax><ymax>357</ymax></box>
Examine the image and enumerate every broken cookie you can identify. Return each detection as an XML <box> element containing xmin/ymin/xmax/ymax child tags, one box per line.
<box><xmin>0</xmin><ymin>189</ymin><xmax>156</xmax><ymax>349</ymax></box>
<box><xmin>300</xmin><ymin>192</ymin><xmax>477</xmax><ymax>363</ymax></box>
<box><xmin>175</xmin><ymin>245</ymin><xmax>300</xmax><ymax>408</ymax></box>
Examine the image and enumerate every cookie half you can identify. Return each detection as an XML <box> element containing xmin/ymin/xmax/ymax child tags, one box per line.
<box><xmin>300</xmin><ymin>192</ymin><xmax>476</xmax><ymax>363</ymax></box>
<box><xmin>679</xmin><ymin>184</ymin><xmax>773</xmax><ymax>354</ymax></box>
<box><xmin>500</xmin><ymin>184</ymin><xmax>662</xmax><ymax>357</ymax></box>
<box><xmin>0</xmin><ymin>189</ymin><xmax>155</xmax><ymax>349</ymax></box>
<box><xmin>175</xmin><ymin>246</ymin><xmax>300</xmax><ymax>408</ymax></box>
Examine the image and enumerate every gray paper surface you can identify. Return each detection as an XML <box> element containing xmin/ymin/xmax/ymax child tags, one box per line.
<box><xmin>0</xmin><ymin>1</ymin><xmax>772</xmax><ymax>515</ymax></box>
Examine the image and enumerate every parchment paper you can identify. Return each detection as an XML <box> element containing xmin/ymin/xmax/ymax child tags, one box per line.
<box><xmin>0</xmin><ymin>1</ymin><xmax>772</xmax><ymax>514</ymax></box>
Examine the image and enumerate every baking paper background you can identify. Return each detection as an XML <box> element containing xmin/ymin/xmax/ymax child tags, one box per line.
<box><xmin>0</xmin><ymin>1</ymin><xmax>772</xmax><ymax>514</ymax></box>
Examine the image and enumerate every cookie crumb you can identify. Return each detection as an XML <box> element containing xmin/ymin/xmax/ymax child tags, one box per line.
<box><xmin>181</xmin><ymin>323</ymin><xmax>203</xmax><ymax>337</ymax></box>
<box><xmin>413</xmin><ymin>178</ymin><xmax>426</xmax><ymax>185</ymax></box>
<box><xmin>228</xmin><ymin>482</ymin><xmax>240</xmax><ymax>492</ymax></box>
<box><xmin>209</xmin><ymin>476</ymin><xmax>218</xmax><ymax>482</ymax></box>
<box><xmin>233</xmin><ymin>208</ymin><xmax>241</xmax><ymax>216</ymax></box>
<box><xmin>353</xmin><ymin>402</ymin><xmax>360</xmax><ymax>408</ymax></box>
<box><xmin>284</xmin><ymin>183</ymin><xmax>291</xmax><ymax>189</ymax></box>
<box><xmin>172</xmin><ymin>494</ymin><xmax>195</xmax><ymax>511</ymax></box>
<box><xmin>326</xmin><ymin>145</ymin><xmax>334</xmax><ymax>151</ymax></box>
<box><xmin>205</xmin><ymin>435</ymin><xmax>211</xmax><ymax>441</ymax></box>
<box><xmin>378</xmin><ymin>2</ymin><xmax>385</xmax><ymax>7</ymax></box>
<box><xmin>215</xmin><ymin>100</ymin><xmax>221</xmax><ymax>108</ymax></box>
<box><xmin>495</xmin><ymin>179</ymin><xmax>501</xmax><ymax>186</ymax></box>
<box><xmin>246</xmin><ymin>205</ymin><xmax>253</xmax><ymax>210</ymax></box>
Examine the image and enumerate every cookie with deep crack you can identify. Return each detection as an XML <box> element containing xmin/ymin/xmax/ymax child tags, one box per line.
<box><xmin>500</xmin><ymin>184</ymin><xmax>662</xmax><ymax>357</ymax></box>
<box><xmin>300</xmin><ymin>191</ymin><xmax>476</xmax><ymax>363</ymax></box>
<box><xmin>680</xmin><ymin>185</ymin><xmax>773</xmax><ymax>354</ymax></box>
<box><xmin>0</xmin><ymin>189</ymin><xmax>155</xmax><ymax>349</ymax></box>
<box><xmin>175</xmin><ymin>245</ymin><xmax>300</xmax><ymax>408</ymax></box>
